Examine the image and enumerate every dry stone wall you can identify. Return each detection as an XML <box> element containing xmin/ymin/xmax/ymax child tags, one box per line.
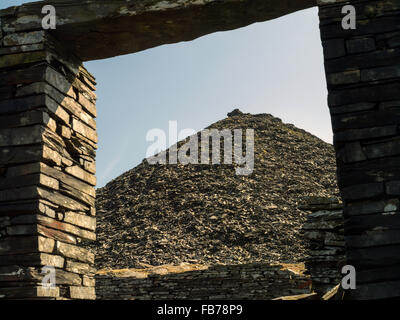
<box><xmin>301</xmin><ymin>197</ymin><xmax>345</xmax><ymax>295</ymax></box>
<box><xmin>0</xmin><ymin>0</ymin><xmax>400</xmax><ymax>300</ymax></box>
<box><xmin>95</xmin><ymin>198</ymin><xmax>345</xmax><ymax>301</ymax></box>
<box><xmin>96</xmin><ymin>263</ymin><xmax>311</xmax><ymax>300</ymax></box>
<box><xmin>0</xmin><ymin>22</ymin><xmax>97</xmax><ymax>299</ymax></box>
<box><xmin>319</xmin><ymin>0</ymin><xmax>400</xmax><ymax>299</ymax></box>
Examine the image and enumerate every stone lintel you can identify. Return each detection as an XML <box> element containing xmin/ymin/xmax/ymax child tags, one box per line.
<box><xmin>0</xmin><ymin>0</ymin><xmax>315</xmax><ymax>61</ymax></box>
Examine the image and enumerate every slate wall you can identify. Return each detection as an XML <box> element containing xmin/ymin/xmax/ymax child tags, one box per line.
<box><xmin>96</xmin><ymin>198</ymin><xmax>345</xmax><ymax>301</ymax></box>
<box><xmin>1</xmin><ymin>0</ymin><xmax>400</xmax><ymax>300</ymax></box>
<box><xmin>301</xmin><ymin>197</ymin><xmax>345</xmax><ymax>295</ymax></box>
<box><xmin>318</xmin><ymin>0</ymin><xmax>400</xmax><ymax>299</ymax></box>
<box><xmin>0</xmin><ymin>26</ymin><xmax>97</xmax><ymax>299</ymax></box>
<box><xmin>96</xmin><ymin>263</ymin><xmax>311</xmax><ymax>300</ymax></box>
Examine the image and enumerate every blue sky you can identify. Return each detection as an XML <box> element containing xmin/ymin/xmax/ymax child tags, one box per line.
<box><xmin>2</xmin><ymin>1</ymin><xmax>331</xmax><ymax>187</ymax></box>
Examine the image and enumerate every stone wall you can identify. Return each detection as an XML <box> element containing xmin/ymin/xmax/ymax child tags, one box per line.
<box><xmin>1</xmin><ymin>0</ymin><xmax>400</xmax><ymax>300</ymax></box>
<box><xmin>96</xmin><ymin>263</ymin><xmax>311</xmax><ymax>300</ymax></box>
<box><xmin>0</xmin><ymin>24</ymin><xmax>97</xmax><ymax>299</ymax></box>
<box><xmin>96</xmin><ymin>198</ymin><xmax>347</xmax><ymax>301</ymax></box>
<box><xmin>301</xmin><ymin>197</ymin><xmax>345</xmax><ymax>295</ymax></box>
<box><xmin>319</xmin><ymin>0</ymin><xmax>400</xmax><ymax>299</ymax></box>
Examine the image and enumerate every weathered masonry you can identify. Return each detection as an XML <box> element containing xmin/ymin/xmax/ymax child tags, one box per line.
<box><xmin>0</xmin><ymin>0</ymin><xmax>399</xmax><ymax>300</ymax></box>
<box><xmin>96</xmin><ymin>263</ymin><xmax>312</xmax><ymax>300</ymax></box>
<box><xmin>0</xmin><ymin>32</ymin><xmax>97</xmax><ymax>299</ymax></box>
<box><xmin>320</xmin><ymin>0</ymin><xmax>400</xmax><ymax>299</ymax></box>
<box><xmin>96</xmin><ymin>198</ymin><xmax>345</xmax><ymax>301</ymax></box>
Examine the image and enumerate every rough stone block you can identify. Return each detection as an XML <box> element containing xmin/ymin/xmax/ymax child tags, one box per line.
<box><xmin>0</xmin><ymin>253</ymin><xmax>64</xmax><ymax>268</ymax></box>
<box><xmin>363</xmin><ymin>139</ymin><xmax>400</xmax><ymax>159</ymax></box>
<box><xmin>322</xmin><ymin>39</ymin><xmax>346</xmax><ymax>59</ymax></box>
<box><xmin>2</xmin><ymin>31</ymin><xmax>45</xmax><ymax>47</ymax></box>
<box><xmin>386</xmin><ymin>181</ymin><xmax>400</xmax><ymax>195</ymax></box>
<box><xmin>334</xmin><ymin>126</ymin><xmax>398</xmax><ymax>142</ymax></box>
<box><xmin>63</xmin><ymin>211</ymin><xmax>96</xmax><ymax>231</ymax></box>
<box><xmin>342</xmin><ymin>182</ymin><xmax>384</xmax><ymax>201</ymax></box>
<box><xmin>346</xmin><ymin>38</ymin><xmax>376</xmax><ymax>54</ymax></box>
<box><xmin>0</xmin><ymin>236</ymin><xmax>54</xmax><ymax>256</ymax></box>
<box><xmin>0</xmin><ymin>51</ymin><xmax>48</xmax><ymax>69</ymax></box>
<box><xmin>11</xmin><ymin>215</ymin><xmax>95</xmax><ymax>241</ymax></box>
<box><xmin>327</xmin><ymin>70</ymin><xmax>360</xmax><ymax>86</ymax></box>
<box><xmin>361</xmin><ymin>65</ymin><xmax>400</xmax><ymax>82</ymax></box>
<box><xmin>0</xmin><ymin>286</ymin><xmax>59</xmax><ymax>299</ymax></box>
<box><xmin>55</xmin><ymin>241</ymin><xmax>94</xmax><ymax>264</ymax></box>
<box><xmin>66</xmin><ymin>261</ymin><xmax>94</xmax><ymax>275</ymax></box>
<box><xmin>69</xmin><ymin>286</ymin><xmax>95</xmax><ymax>300</ymax></box>
<box><xmin>65</xmin><ymin>166</ymin><xmax>96</xmax><ymax>186</ymax></box>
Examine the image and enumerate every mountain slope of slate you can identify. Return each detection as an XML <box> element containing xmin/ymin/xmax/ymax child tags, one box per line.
<box><xmin>89</xmin><ymin>110</ymin><xmax>339</xmax><ymax>269</ymax></box>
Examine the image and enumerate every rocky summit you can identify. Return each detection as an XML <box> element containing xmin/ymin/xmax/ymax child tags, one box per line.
<box><xmin>89</xmin><ymin>111</ymin><xmax>339</xmax><ymax>269</ymax></box>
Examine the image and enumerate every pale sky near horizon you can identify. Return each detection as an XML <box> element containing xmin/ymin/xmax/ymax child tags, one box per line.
<box><xmin>2</xmin><ymin>1</ymin><xmax>332</xmax><ymax>188</ymax></box>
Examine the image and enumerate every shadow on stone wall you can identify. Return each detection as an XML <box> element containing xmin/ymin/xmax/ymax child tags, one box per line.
<box><xmin>0</xmin><ymin>29</ymin><xmax>98</xmax><ymax>300</ymax></box>
<box><xmin>96</xmin><ymin>262</ymin><xmax>312</xmax><ymax>300</ymax></box>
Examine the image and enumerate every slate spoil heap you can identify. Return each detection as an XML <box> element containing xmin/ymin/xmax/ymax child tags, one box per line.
<box><xmin>90</xmin><ymin>111</ymin><xmax>339</xmax><ymax>269</ymax></box>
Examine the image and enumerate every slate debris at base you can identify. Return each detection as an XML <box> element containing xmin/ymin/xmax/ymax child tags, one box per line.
<box><xmin>302</xmin><ymin>197</ymin><xmax>345</xmax><ymax>295</ymax></box>
<box><xmin>89</xmin><ymin>111</ymin><xmax>339</xmax><ymax>270</ymax></box>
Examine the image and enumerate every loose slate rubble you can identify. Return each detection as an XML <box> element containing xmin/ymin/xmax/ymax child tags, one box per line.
<box><xmin>88</xmin><ymin>111</ymin><xmax>339</xmax><ymax>269</ymax></box>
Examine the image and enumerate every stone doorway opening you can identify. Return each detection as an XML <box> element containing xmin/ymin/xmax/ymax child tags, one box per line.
<box><xmin>1</xmin><ymin>0</ymin><xmax>400</xmax><ymax>300</ymax></box>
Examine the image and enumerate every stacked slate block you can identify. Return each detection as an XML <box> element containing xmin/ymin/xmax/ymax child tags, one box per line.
<box><xmin>96</xmin><ymin>263</ymin><xmax>312</xmax><ymax>300</ymax></box>
<box><xmin>318</xmin><ymin>0</ymin><xmax>400</xmax><ymax>299</ymax></box>
<box><xmin>0</xmin><ymin>15</ymin><xmax>97</xmax><ymax>299</ymax></box>
<box><xmin>300</xmin><ymin>197</ymin><xmax>345</xmax><ymax>295</ymax></box>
